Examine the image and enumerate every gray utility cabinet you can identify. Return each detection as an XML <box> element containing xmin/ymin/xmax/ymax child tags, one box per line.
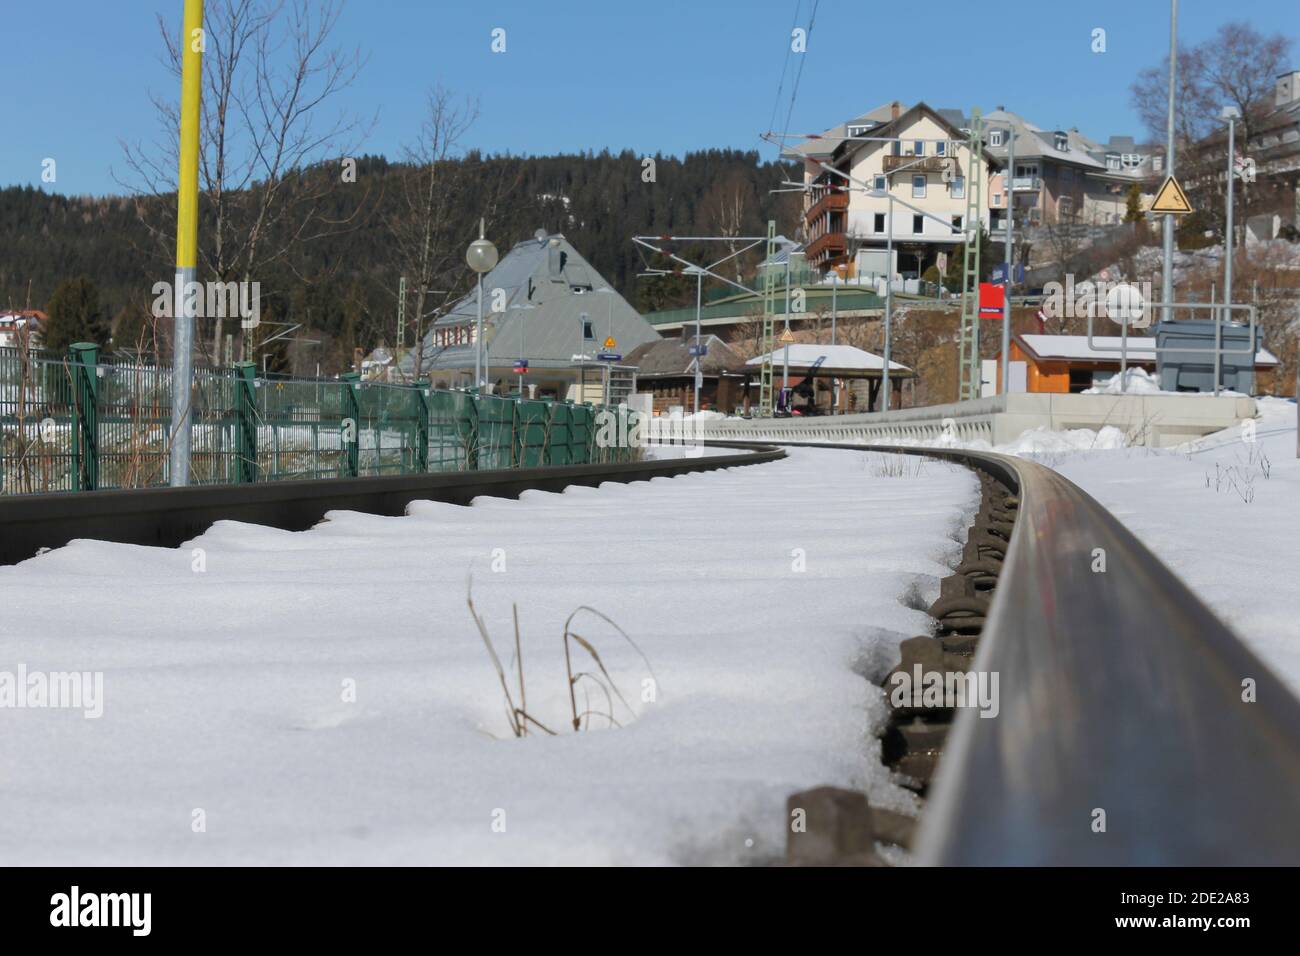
<box><xmin>1155</xmin><ymin>319</ymin><xmax>1258</xmax><ymax>394</ymax></box>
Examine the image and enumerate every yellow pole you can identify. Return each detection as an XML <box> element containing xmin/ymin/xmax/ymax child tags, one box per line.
<box><xmin>170</xmin><ymin>0</ymin><xmax>203</xmax><ymax>485</ymax></box>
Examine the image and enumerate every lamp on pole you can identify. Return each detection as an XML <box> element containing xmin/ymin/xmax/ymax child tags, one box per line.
<box><xmin>465</xmin><ymin>218</ymin><xmax>498</xmax><ymax>390</ymax></box>
<box><xmin>1218</xmin><ymin>104</ymin><xmax>1241</xmax><ymax>397</ymax></box>
<box><xmin>884</xmin><ymin>190</ymin><xmax>893</xmax><ymax>411</ymax></box>
<box><xmin>1160</xmin><ymin>0</ymin><xmax>1178</xmax><ymax>326</ymax></box>
<box><xmin>998</xmin><ymin>124</ymin><xmax>1016</xmax><ymax>396</ymax></box>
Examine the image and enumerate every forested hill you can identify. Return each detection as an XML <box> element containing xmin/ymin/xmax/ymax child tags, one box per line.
<box><xmin>0</xmin><ymin>149</ymin><xmax>799</xmax><ymax>371</ymax></box>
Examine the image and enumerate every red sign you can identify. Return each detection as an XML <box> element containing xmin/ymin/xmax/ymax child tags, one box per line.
<box><xmin>978</xmin><ymin>282</ymin><xmax>1005</xmax><ymax>317</ymax></box>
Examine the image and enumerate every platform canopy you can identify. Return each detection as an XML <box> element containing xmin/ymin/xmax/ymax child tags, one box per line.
<box><xmin>745</xmin><ymin>344</ymin><xmax>913</xmax><ymax>378</ymax></box>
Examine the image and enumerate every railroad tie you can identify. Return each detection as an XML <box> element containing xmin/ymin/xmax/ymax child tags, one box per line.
<box><xmin>880</xmin><ymin>467</ymin><xmax>1017</xmax><ymax>800</ymax></box>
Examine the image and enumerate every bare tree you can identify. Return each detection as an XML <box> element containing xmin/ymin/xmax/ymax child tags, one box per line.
<box><xmin>117</xmin><ymin>0</ymin><xmax>373</xmax><ymax>365</ymax></box>
<box><xmin>391</xmin><ymin>87</ymin><xmax>479</xmax><ymax>381</ymax></box>
<box><xmin>389</xmin><ymin>88</ymin><xmax>520</xmax><ymax>381</ymax></box>
<box><xmin>1130</xmin><ymin>22</ymin><xmax>1293</xmax><ymax>236</ymax></box>
<box><xmin>704</xmin><ymin>171</ymin><xmax>753</xmax><ymax>283</ymax></box>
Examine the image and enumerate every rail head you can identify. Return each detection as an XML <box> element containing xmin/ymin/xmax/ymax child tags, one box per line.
<box><xmin>919</xmin><ymin>449</ymin><xmax>1300</xmax><ymax>865</ymax></box>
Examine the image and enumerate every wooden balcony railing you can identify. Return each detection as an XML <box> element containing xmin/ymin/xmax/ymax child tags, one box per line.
<box><xmin>805</xmin><ymin>189</ymin><xmax>849</xmax><ymax>224</ymax></box>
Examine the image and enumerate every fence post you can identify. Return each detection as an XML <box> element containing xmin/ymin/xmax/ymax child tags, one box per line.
<box><xmin>234</xmin><ymin>361</ymin><xmax>258</xmax><ymax>483</ymax></box>
<box><xmin>342</xmin><ymin>371</ymin><xmax>361</xmax><ymax>478</ymax></box>
<box><xmin>511</xmin><ymin>395</ymin><xmax>521</xmax><ymax>469</ymax></box>
<box><xmin>462</xmin><ymin>391</ymin><xmax>479</xmax><ymax>471</ymax></box>
<box><xmin>69</xmin><ymin>342</ymin><xmax>98</xmax><ymax>491</ymax></box>
<box><xmin>414</xmin><ymin>381</ymin><xmax>430</xmax><ymax>472</ymax></box>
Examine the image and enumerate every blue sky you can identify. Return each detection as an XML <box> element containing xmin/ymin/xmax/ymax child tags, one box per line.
<box><xmin>5</xmin><ymin>0</ymin><xmax>1299</xmax><ymax>196</ymax></box>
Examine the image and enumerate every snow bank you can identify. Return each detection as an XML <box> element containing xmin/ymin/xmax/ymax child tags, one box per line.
<box><xmin>0</xmin><ymin>447</ymin><xmax>976</xmax><ymax>865</ymax></box>
<box><xmin>1049</xmin><ymin>399</ymin><xmax>1300</xmax><ymax>694</ymax></box>
<box><xmin>998</xmin><ymin>425</ymin><xmax>1128</xmax><ymax>454</ymax></box>
<box><xmin>1082</xmin><ymin>367</ymin><xmax>1163</xmax><ymax>395</ymax></box>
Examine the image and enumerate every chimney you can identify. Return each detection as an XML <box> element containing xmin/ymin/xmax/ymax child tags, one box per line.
<box><xmin>547</xmin><ymin>237</ymin><xmax>563</xmax><ymax>278</ymax></box>
<box><xmin>890</xmin><ymin>101</ymin><xmax>901</xmax><ymax>120</ymax></box>
<box><xmin>1276</xmin><ymin>70</ymin><xmax>1300</xmax><ymax>108</ymax></box>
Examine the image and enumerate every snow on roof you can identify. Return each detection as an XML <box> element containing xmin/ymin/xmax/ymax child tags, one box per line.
<box><xmin>1018</xmin><ymin>334</ymin><xmax>1278</xmax><ymax>365</ymax></box>
<box><xmin>745</xmin><ymin>343</ymin><xmax>911</xmax><ymax>372</ymax></box>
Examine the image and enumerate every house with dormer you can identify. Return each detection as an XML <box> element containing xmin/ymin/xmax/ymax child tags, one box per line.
<box><xmin>399</xmin><ymin>232</ymin><xmax>660</xmax><ymax>399</ymax></box>
<box><xmin>788</xmin><ymin>101</ymin><xmax>996</xmax><ymax>280</ymax></box>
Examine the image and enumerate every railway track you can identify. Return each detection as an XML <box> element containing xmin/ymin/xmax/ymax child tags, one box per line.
<box><xmin>708</xmin><ymin>439</ymin><xmax>1300</xmax><ymax>866</ymax></box>
<box><xmin>5</xmin><ymin>437</ymin><xmax>1299</xmax><ymax>864</ymax></box>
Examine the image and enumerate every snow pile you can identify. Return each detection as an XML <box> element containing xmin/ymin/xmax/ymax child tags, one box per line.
<box><xmin>858</xmin><ymin>424</ymin><xmax>1127</xmax><ymax>457</ymax></box>
<box><xmin>0</xmin><ymin>447</ymin><xmax>976</xmax><ymax>865</ymax></box>
<box><xmin>998</xmin><ymin>425</ymin><xmax>1128</xmax><ymax>455</ymax></box>
<box><xmin>1083</xmin><ymin>367</ymin><xmax>1163</xmax><ymax>395</ymax></box>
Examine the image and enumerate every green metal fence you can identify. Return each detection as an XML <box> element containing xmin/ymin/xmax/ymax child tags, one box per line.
<box><xmin>0</xmin><ymin>344</ymin><xmax>642</xmax><ymax>497</ymax></box>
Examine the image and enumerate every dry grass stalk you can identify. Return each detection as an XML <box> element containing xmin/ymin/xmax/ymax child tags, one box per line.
<box><xmin>466</xmin><ymin>581</ymin><xmax>655</xmax><ymax>737</ymax></box>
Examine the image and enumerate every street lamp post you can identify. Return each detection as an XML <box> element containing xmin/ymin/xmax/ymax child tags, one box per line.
<box><xmin>692</xmin><ymin>266</ymin><xmax>703</xmax><ymax>413</ymax></box>
<box><xmin>884</xmin><ymin>192</ymin><xmax>893</xmax><ymax>411</ymax></box>
<box><xmin>465</xmin><ymin>218</ymin><xmax>498</xmax><ymax>391</ymax></box>
<box><xmin>1001</xmin><ymin>125</ymin><xmax>1016</xmax><ymax>396</ymax></box>
<box><xmin>1161</xmin><ymin>0</ymin><xmax>1179</xmax><ymax>326</ymax></box>
<box><xmin>1218</xmin><ymin>105</ymin><xmax>1241</xmax><ymax>397</ymax></box>
<box><xmin>783</xmin><ymin>252</ymin><xmax>791</xmax><ymax>397</ymax></box>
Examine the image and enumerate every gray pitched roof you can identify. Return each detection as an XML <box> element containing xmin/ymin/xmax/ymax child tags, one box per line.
<box><xmin>402</xmin><ymin>233</ymin><xmax>660</xmax><ymax>373</ymax></box>
<box><xmin>982</xmin><ymin>109</ymin><xmax>1106</xmax><ymax>170</ymax></box>
<box><xmin>785</xmin><ymin>102</ymin><xmax>976</xmax><ymax>163</ymax></box>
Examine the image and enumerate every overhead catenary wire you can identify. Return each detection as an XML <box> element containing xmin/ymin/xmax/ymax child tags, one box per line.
<box><xmin>778</xmin><ymin>0</ymin><xmax>819</xmax><ymax>154</ymax></box>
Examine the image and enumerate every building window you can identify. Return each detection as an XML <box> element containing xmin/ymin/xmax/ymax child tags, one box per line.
<box><xmin>952</xmin><ymin>215</ymin><xmax>963</xmax><ymax>235</ymax></box>
<box><xmin>912</xmin><ymin>174</ymin><xmax>926</xmax><ymax>198</ymax></box>
<box><xmin>992</xmin><ymin>192</ymin><xmax>1002</xmax><ymax>206</ymax></box>
<box><xmin>990</xmin><ymin>130</ymin><xmax>1005</xmax><ymax>147</ymax></box>
<box><xmin>914</xmin><ymin>140</ymin><xmax>925</xmax><ymax>156</ymax></box>
<box><xmin>912</xmin><ymin>214</ymin><xmax>924</xmax><ymax>235</ymax></box>
<box><xmin>582</xmin><ymin>319</ymin><xmax>594</xmax><ymax>340</ymax></box>
<box><xmin>892</xmin><ymin>140</ymin><xmax>902</xmax><ymax>156</ymax></box>
<box><xmin>936</xmin><ymin>141</ymin><xmax>947</xmax><ymax>156</ymax></box>
<box><xmin>1106</xmin><ymin>153</ymin><xmax>1121</xmax><ymax>170</ymax></box>
<box><xmin>1054</xmin><ymin>132</ymin><xmax>1069</xmax><ymax>151</ymax></box>
<box><xmin>952</xmin><ymin>175</ymin><xmax>965</xmax><ymax>199</ymax></box>
<box><xmin>873</xmin><ymin>212</ymin><xmax>886</xmax><ymax>233</ymax></box>
<box><xmin>873</xmin><ymin>174</ymin><xmax>886</xmax><ymax>193</ymax></box>
<box><xmin>1122</xmin><ymin>153</ymin><xmax>1142</xmax><ymax>168</ymax></box>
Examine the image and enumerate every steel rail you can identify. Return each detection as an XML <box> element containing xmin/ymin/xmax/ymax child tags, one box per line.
<box><xmin>708</xmin><ymin>438</ymin><xmax>1300</xmax><ymax>865</ymax></box>
<box><xmin>0</xmin><ymin>444</ymin><xmax>785</xmax><ymax>566</ymax></box>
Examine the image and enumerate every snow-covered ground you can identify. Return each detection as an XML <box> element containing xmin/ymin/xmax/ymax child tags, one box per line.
<box><xmin>0</xmin><ymin>447</ymin><xmax>976</xmax><ymax>865</ymax></box>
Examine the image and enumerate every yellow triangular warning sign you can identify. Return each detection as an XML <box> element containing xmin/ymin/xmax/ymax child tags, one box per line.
<box><xmin>779</xmin><ymin>328</ymin><xmax>794</xmax><ymax>344</ymax></box>
<box><xmin>1151</xmin><ymin>176</ymin><xmax>1193</xmax><ymax>215</ymax></box>
<box><xmin>603</xmin><ymin>336</ymin><xmax>616</xmax><ymax>349</ymax></box>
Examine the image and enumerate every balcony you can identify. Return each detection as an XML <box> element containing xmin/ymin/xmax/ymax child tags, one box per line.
<box><xmin>883</xmin><ymin>155</ymin><xmax>957</xmax><ymax>174</ymax></box>
<box><xmin>805</xmin><ymin>231</ymin><xmax>847</xmax><ymax>266</ymax></box>
<box><xmin>1011</xmin><ymin>176</ymin><xmax>1041</xmax><ymax>192</ymax></box>
<box><xmin>805</xmin><ymin>189</ymin><xmax>849</xmax><ymax>224</ymax></box>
